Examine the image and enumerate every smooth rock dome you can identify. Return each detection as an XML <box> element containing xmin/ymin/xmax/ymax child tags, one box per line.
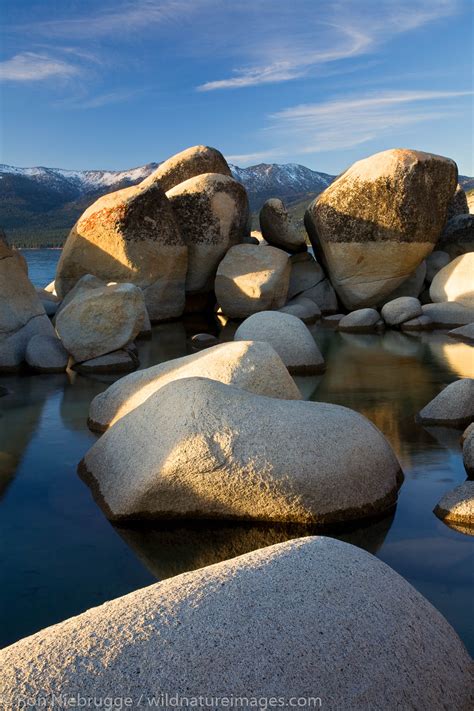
<box><xmin>141</xmin><ymin>145</ymin><xmax>231</xmax><ymax>192</ymax></box>
<box><xmin>381</xmin><ymin>296</ymin><xmax>422</xmax><ymax>326</ymax></box>
<box><xmin>338</xmin><ymin>308</ymin><xmax>381</xmax><ymax>332</ymax></box>
<box><xmin>215</xmin><ymin>243</ymin><xmax>290</xmax><ymax>318</ymax></box>
<box><xmin>81</xmin><ymin>377</ymin><xmax>401</xmax><ymax>523</ymax></box>
<box><xmin>234</xmin><ymin>311</ymin><xmax>325</xmax><ymax>374</ymax></box>
<box><xmin>305</xmin><ymin>148</ymin><xmax>457</xmax><ymax>309</ymax></box>
<box><xmin>434</xmin><ymin>481</ymin><xmax>474</xmax><ymax>535</ymax></box>
<box><xmin>416</xmin><ymin>378</ymin><xmax>474</xmax><ymax>428</ymax></box>
<box><xmin>1</xmin><ymin>538</ymin><xmax>472</xmax><ymax>710</ymax></box>
<box><xmin>430</xmin><ymin>253</ymin><xmax>474</xmax><ymax>307</ymax></box>
<box><xmin>88</xmin><ymin>340</ymin><xmax>302</xmax><ymax>431</ymax></box>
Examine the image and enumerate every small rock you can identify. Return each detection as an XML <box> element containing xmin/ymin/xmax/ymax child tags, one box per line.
<box><xmin>234</xmin><ymin>311</ymin><xmax>325</xmax><ymax>374</ymax></box>
<box><xmin>434</xmin><ymin>481</ymin><xmax>474</xmax><ymax>535</ymax></box>
<box><xmin>448</xmin><ymin>323</ymin><xmax>474</xmax><ymax>345</ymax></box>
<box><xmin>422</xmin><ymin>302</ymin><xmax>474</xmax><ymax>328</ymax></box>
<box><xmin>215</xmin><ymin>244</ymin><xmax>290</xmax><ymax>319</ymax></box>
<box><xmin>430</xmin><ymin>253</ymin><xmax>474</xmax><ymax>307</ymax></box>
<box><xmin>25</xmin><ymin>335</ymin><xmax>69</xmax><ymax>373</ymax></box>
<box><xmin>425</xmin><ymin>251</ymin><xmax>451</xmax><ymax>283</ymax></box>
<box><xmin>259</xmin><ymin>198</ymin><xmax>307</xmax><ymax>253</ymax></box>
<box><xmin>190</xmin><ymin>333</ymin><xmax>219</xmax><ymax>350</ymax></box>
<box><xmin>416</xmin><ymin>378</ymin><xmax>474</xmax><ymax>428</ymax></box>
<box><xmin>73</xmin><ymin>350</ymin><xmax>138</xmax><ymax>375</ymax></box>
<box><xmin>381</xmin><ymin>297</ymin><xmax>422</xmax><ymax>326</ymax></box>
<box><xmin>338</xmin><ymin>308</ymin><xmax>381</xmax><ymax>333</ymax></box>
<box><xmin>400</xmin><ymin>314</ymin><xmax>433</xmax><ymax>331</ymax></box>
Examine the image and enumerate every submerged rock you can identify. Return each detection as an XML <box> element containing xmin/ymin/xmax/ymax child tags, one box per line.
<box><xmin>2</xmin><ymin>537</ymin><xmax>471</xmax><ymax>709</ymax></box>
<box><xmin>55</xmin><ymin>283</ymin><xmax>144</xmax><ymax>363</ymax></box>
<box><xmin>434</xmin><ymin>482</ymin><xmax>474</xmax><ymax>535</ymax></box>
<box><xmin>305</xmin><ymin>149</ymin><xmax>457</xmax><ymax>309</ymax></box>
<box><xmin>81</xmin><ymin>378</ymin><xmax>401</xmax><ymax>523</ymax></box>
<box><xmin>430</xmin><ymin>253</ymin><xmax>474</xmax><ymax>307</ymax></box>
<box><xmin>55</xmin><ymin>179</ymin><xmax>187</xmax><ymax>321</ymax></box>
<box><xmin>215</xmin><ymin>244</ymin><xmax>290</xmax><ymax>318</ymax></box>
<box><xmin>416</xmin><ymin>379</ymin><xmax>474</xmax><ymax>428</ymax></box>
<box><xmin>234</xmin><ymin>311</ymin><xmax>325</xmax><ymax>374</ymax></box>
<box><xmin>259</xmin><ymin>198</ymin><xmax>306</xmax><ymax>253</ymax></box>
<box><xmin>73</xmin><ymin>350</ymin><xmax>139</xmax><ymax>375</ymax></box>
<box><xmin>88</xmin><ymin>340</ymin><xmax>301</xmax><ymax>432</ymax></box>
<box><xmin>190</xmin><ymin>332</ymin><xmax>219</xmax><ymax>350</ymax></box>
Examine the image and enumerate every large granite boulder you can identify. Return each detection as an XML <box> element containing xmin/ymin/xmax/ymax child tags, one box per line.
<box><xmin>259</xmin><ymin>198</ymin><xmax>307</xmax><ymax>253</ymax></box>
<box><xmin>305</xmin><ymin>149</ymin><xmax>457</xmax><ymax>309</ymax></box>
<box><xmin>81</xmin><ymin>378</ymin><xmax>401</xmax><ymax>523</ymax></box>
<box><xmin>447</xmin><ymin>183</ymin><xmax>469</xmax><ymax>220</ymax></box>
<box><xmin>88</xmin><ymin>340</ymin><xmax>301</xmax><ymax>432</ymax></box>
<box><xmin>2</xmin><ymin>538</ymin><xmax>472</xmax><ymax>709</ymax></box>
<box><xmin>55</xmin><ymin>283</ymin><xmax>144</xmax><ymax>363</ymax></box>
<box><xmin>434</xmin><ymin>482</ymin><xmax>474</xmax><ymax>535</ymax></box>
<box><xmin>234</xmin><ymin>311</ymin><xmax>325</xmax><ymax>374</ymax></box>
<box><xmin>215</xmin><ymin>244</ymin><xmax>290</xmax><ymax>318</ymax></box>
<box><xmin>438</xmin><ymin>214</ymin><xmax>474</xmax><ymax>258</ymax></box>
<box><xmin>141</xmin><ymin>145</ymin><xmax>231</xmax><ymax>192</ymax></box>
<box><xmin>416</xmin><ymin>378</ymin><xmax>474</xmax><ymax>428</ymax></box>
<box><xmin>54</xmin><ymin>180</ymin><xmax>187</xmax><ymax>321</ymax></box>
<box><xmin>0</xmin><ymin>234</ymin><xmax>56</xmax><ymax>371</ymax></box>
<box><xmin>430</xmin><ymin>253</ymin><xmax>474</xmax><ymax>307</ymax></box>
<box><xmin>382</xmin><ymin>260</ymin><xmax>426</xmax><ymax>300</ymax></box>
<box><xmin>166</xmin><ymin>173</ymin><xmax>249</xmax><ymax>297</ymax></box>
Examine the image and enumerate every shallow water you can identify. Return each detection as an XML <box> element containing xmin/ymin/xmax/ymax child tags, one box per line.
<box><xmin>1</xmin><ymin>250</ymin><xmax>473</xmax><ymax>653</ymax></box>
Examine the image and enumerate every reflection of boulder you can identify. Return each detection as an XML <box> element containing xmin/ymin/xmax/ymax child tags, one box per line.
<box><xmin>115</xmin><ymin>512</ymin><xmax>395</xmax><ymax>581</ymax></box>
<box><xmin>427</xmin><ymin>334</ymin><xmax>474</xmax><ymax>379</ymax></box>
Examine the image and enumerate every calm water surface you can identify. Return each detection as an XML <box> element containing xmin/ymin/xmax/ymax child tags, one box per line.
<box><xmin>1</xmin><ymin>250</ymin><xmax>473</xmax><ymax>652</ymax></box>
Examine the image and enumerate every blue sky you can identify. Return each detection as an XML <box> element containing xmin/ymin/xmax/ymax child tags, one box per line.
<box><xmin>1</xmin><ymin>0</ymin><xmax>473</xmax><ymax>174</ymax></box>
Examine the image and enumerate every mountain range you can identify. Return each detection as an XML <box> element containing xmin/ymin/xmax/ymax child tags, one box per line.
<box><xmin>0</xmin><ymin>160</ymin><xmax>472</xmax><ymax>247</ymax></box>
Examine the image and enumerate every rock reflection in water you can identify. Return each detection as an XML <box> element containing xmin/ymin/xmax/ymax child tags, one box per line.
<box><xmin>114</xmin><ymin>513</ymin><xmax>394</xmax><ymax>581</ymax></box>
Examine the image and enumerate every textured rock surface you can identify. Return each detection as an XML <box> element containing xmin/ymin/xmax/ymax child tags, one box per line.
<box><xmin>422</xmin><ymin>302</ymin><xmax>474</xmax><ymax>328</ymax></box>
<box><xmin>430</xmin><ymin>253</ymin><xmax>474</xmax><ymax>307</ymax></box>
<box><xmin>434</xmin><ymin>482</ymin><xmax>474</xmax><ymax>534</ymax></box>
<box><xmin>449</xmin><ymin>323</ymin><xmax>474</xmax><ymax>345</ymax></box>
<box><xmin>55</xmin><ymin>180</ymin><xmax>187</xmax><ymax>321</ymax></box>
<box><xmin>25</xmin><ymin>334</ymin><xmax>69</xmax><ymax>373</ymax></box>
<box><xmin>167</xmin><ymin>173</ymin><xmax>249</xmax><ymax>295</ymax></box>
<box><xmin>141</xmin><ymin>145</ymin><xmax>231</xmax><ymax>192</ymax></box>
<box><xmin>88</xmin><ymin>340</ymin><xmax>301</xmax><ymax>431</ymax></box>
<box><xmin>215</xmin><ymin>244</ymin><xmax>290</xmax><ymax>318</ymax></box>
<box><xmin>259</xmin><ymin>198</ymin><xmax>307</xmax><ymax>252</ymax></box>
<box><xmin>305</xmin><ymin>149</ymin><xmax>457</xmax><ymax>309</ymax></box>
<box><xmin>381</xmin><ymin>297</ymin><xmax>422</xmax><ymax>326</ymax></box>
<box><xmin>279</xmin><ymin>296</ymin><xmax>321</xmax><ymax>323</ymax></box>
<box><xmin>234</xmin><ymin>311</ymin><xmax>325</xmax><ymax>374</ymax></box>
<box><xmin>438</xmin><ymin>214</ymin><xmax>474</xmax><ymax>258</ymax></box>
<box><xmin>426</xmin><ymin>250</ymin><xmax>451</xmax><ymax>282</ymax></box>
<box><xmin>447</xmin><ymin>183</ymin><xmax>469</xmax><ymax>220</ymax></box>
<box><xmin>2</xmin><ymin>537</ymin><xmax>472</xmax><ymax>710</ymax></box>
<box><xmin>73</xmin><ymin>350</ymin><xmax>138</xmax><ymax>374</ymax></box>
<box><xmin>416</xmin><ymin>379</ymin><xmax>474</xmax><ymax>428</ymax></box>
<box><xmin>0</xmin><ymin>234</ymin><xmax>56</xmax><ymax>371</ymax></box>
<box><xmin>56</xmin><ymin>283</ymin><xmax>144</xmax><ymax>363</ymax></box>
<box><xmin>81</xmin><ymin>378</ymin><xmax>400</xmax><ymax>523</ymax></box>
<box><xmin>338</xmin><ymin>308</ymin><xmax>381</xmax><ymax>332</ymax></box>
<box><xmin>463</xmin><ymin>424</ymin><xmax>474</xmax><ymax>477</ymax></box>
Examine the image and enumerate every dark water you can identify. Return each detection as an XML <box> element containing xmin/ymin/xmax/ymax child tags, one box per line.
<box><xmin>1</xmin><ymin>250</ymin><xmax>473</xmax><ymax>653</ymax></box>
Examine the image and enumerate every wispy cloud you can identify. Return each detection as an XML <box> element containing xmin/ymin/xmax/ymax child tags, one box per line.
<box><xmin>231</xmin><ymin>89</ymin><xmax>472</xmax><ymax>164</ymax></box>
<box><xmin>0</xmin><ymin>52</ymin><xmax>80</xmax><ymax>82</ymax></box>
<box><xmin>56</xmin><ymin>88</ymin><xmax>144</xmax><ymax>110</ymax></box>
<box><xmin>197</xmin><ymin>0</ymin><xmax>460</xmax><ymax>91</ymax></box>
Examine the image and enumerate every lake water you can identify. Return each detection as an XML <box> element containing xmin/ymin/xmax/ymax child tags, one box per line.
<box><xmin>1</xmin><ymin>249</ymin><xmax>473</xmax><ymax>653</ymax></box>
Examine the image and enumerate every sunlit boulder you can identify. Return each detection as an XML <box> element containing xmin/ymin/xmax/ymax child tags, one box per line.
<box><xmin>434</xmin><ymin>482</ymin><xmax>474</xmax><ymax>535</ymax></box>
<box><xmin>416</xmin><ymin>378</ymin><xmax>474</xmax><ymax>428</ymax></box>
<box><xmin>141</xmin><ymin>145</ymin><xmax>231</xmax><ymax>192</ymax></box>
<box><xmin>430</xmin><ymin>253</ymin><xmax>474</xmax><ymax>307</ymax></box>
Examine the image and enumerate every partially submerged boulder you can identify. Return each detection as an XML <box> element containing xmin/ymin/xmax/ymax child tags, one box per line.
<box><xmin>55</xmin><ymin>283</ymin><xmax>144</xmax><ymax>363</ymax></box>
<box><xmin>1</xmin><ymin>537</ymin><xmax>471</xmax><ymax>710</ymax></box>
<box><xmin>381</xmin><ymin>297</ymin><xmax>422</xmax><ymax>326</ymax></box>
<box><xmin>141</xmin><ymin>145</ymin><xmax>231</xmax><ymax>193</ymax></box>
<box><xmin>234</xmin><ymin>311</ymin><xmax>325</xmax><ymax>374</ymax></box>
<box><xmin>88</xmin><ymin>340</ymin><xmax>301</xmax><ymax>432</ymax></box>
<box><xmin>430</xmin><ymin>253</ymin><xmax>474</xmax><ymax>307</ymax></box>
<box><xmin>55</xmin><ymin>180</ymin><xmax>187</xmax><ymax>321</ymax></box>
<box><xmin>215</xmin><ymin>244</ymin><xmax>290</xmax><ymax>318</ymax></box>
<box><xmin>434</xmin><ymin>482</ymin><xmax>474</xmax><ymax>535</ymax></box>
<box><xmin>416</xmin><ymin>379</ymin><xmax>474</xmax><ymax>428</ymax></box>
<box><xmin>438</xmin><ymin>214</ymin><xmax>474</xmax><ymax>258</ymax></box>
<box><xmin>25</xmin><ymin>334</ymin><xmax>69</xmax><ymax>373</ymax></box>
<box><xmin>305</xmin><ymin>149</ymin><xmax>457</xmax><ymax>309</ymax></box>
<box><xmin>338</xmin><ymin>308</ymin><xmax>381</xmax><ymax>333</ymax></box>
<box><xmin>73</xmin><ymin>349</ymin><xmax>139</xmax><ymax>375</ymax></box>
<box><xmin>166</xmin><ymin>173</ymin><xmax>249</xmax><ymax>297</ymax></box>
<box><xmin>259</xmin><ymin>198</ymin><xmax>306</xmax><ymax>253</ymax></box>
<box><xmin>81</xmin><ymin>378</ymin><xmax>401</xmax><ymax>523</ymax></box>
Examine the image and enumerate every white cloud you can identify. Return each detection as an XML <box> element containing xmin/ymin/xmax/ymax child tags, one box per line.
<box><xmin>0</xmin><ymin>52</ymin><xmax>80</xmax><ymax>82</ymax></box>
<box><xmin>56</xmin><ymin>88</ymin><xmax>144</xmax><ymax>110</ymax></box>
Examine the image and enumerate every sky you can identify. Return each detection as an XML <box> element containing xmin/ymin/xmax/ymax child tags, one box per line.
<box><xmin>1</xmin><ymin>0</ymin><xmax>473</xmax><ymax>174</ymax></box>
